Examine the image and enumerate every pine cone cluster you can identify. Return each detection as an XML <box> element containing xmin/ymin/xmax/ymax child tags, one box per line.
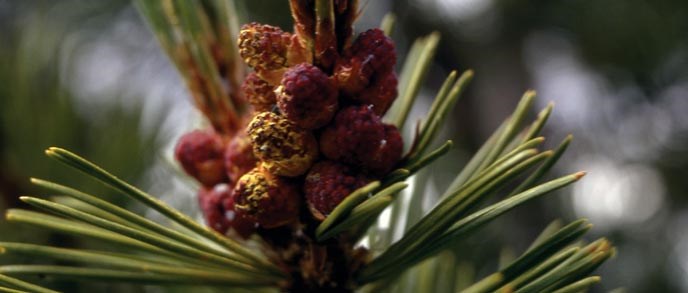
<box><xmin>174</xmin><ymin>22</ymin><xmax>402</xmax><ymax>240</ymax></box>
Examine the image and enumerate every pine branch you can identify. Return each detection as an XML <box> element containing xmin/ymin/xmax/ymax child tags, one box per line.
<box><xmin>31</xmin><ymin>178</ymin><xmax>242</xmax><ymax>263</ymax></box>
<box><xmin>359</xmin><ymin>172</ymin><xmax>584</xmax><ymax>283</ymax></box>
<box><xmin>44</xmin><ymin>148</ymin><xmax>277</xmax><ymax>273</ymax></box>
<box><xmin>462</xmin><ymin>219</ymin><xmax>591</xmax><ymax>293</ymax></box>
<box><xmin>0</xmin><ymin>2</ymin><xmax>616</xmax><ymax>291</ymax></box>
<box><xmin>19</xmin><ymin>196</ymin><xmax>264</xmax><ymax>276</ymax></box>
<box><xmin>0</xmin><ymin>243</ymin><xmax>276</xmax><ymax>285</ymax></box>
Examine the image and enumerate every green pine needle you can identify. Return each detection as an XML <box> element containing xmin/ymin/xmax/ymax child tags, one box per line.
<box><xmin>463</xmin><ymin>219</ymin><xmax>591</xmax><ymax>293</ymax></box>
<box><xmin>317</xmin><ymin>182</ymin><xmax>408</xmax><ymax>241</ymax></box>
<box><xmin>0</xmin><ymin>265</ymin><xmax>270</xmax><ymax>287</ymax></box>
<box><xmin>509</xmin><ymin>134</ymin><xmax>572</xmax><ymax>196</ymax></box>
<box><xmin>476</xmin><ymin>91</ymin><xmax>536</xmax><ymax>175</ymax></box>
<box><xmin>359</xmin><ymin>172</ymin><xmax>585</xmax><ymax>283</ymax></box>
<box><xmin>380</xmin><ymin>13</ymin><xmax>396</xmax><ymax>36</ymax></box>
<box><xmin>405</xmin><ymin>140</ymin><xmax>454</xmax><ymax>173</ymax></box>
<box><xmin>522</xmin><ymin>102</ymin><xmax>554</xmax><ymax>143</ymax></box>
<box><xmin>19</xmin><ymin>196</ymin><xmax>265</xmax><ymax>276</ymax></box>
<box><xmin>448</xmin><ymin>120</ymin><xmax>508</xmax><ymax>192</ymax></box>
<box><xmin>550</xmin><ymin>276</ymin><xmax>601</xmax><ymax>293</ymax></box>
<box><xmin>30</xmin><ymin>178</ymin><xmax>245</xmax><ymax>264</ymax></box>
<box><xmin>408</xmin><ymin>70</ymin><xmax>473</xmax><ymax>161</ymax></box>
<box><xmin>386</xmin><ymin>32</ymin><xmax>441</xmax><ymax>128</ymax></box>
<box><xmin>0</xmin><ymin>243</ymin><xmax>277</xmax><ymax>285</ymax></box>
<box><xmin>504</xmin><ymin>240</ymin><xmax>614</xmax><ymax>293</ymax></box>
<box><xmin>527</xmin><ymin>219</ymin><xmax>565</xmax><ymax>251</ymax></box>
<box><xmin>5</xmin><ymin>210</ymin><xmax>170</xmax><ymax>255</ymax></box>
<box><xmin>0</xmin><ymin>273</ymin><xmax>58</xmax><ymax>293</ymax></box>
<box><xmin>383</xmin><ymin>148</ymin><xmax>541</xmax><ymax>260</ymax></box>
<box><xmin>0</xmin><ymin>286</ymin><xmax>27</xmax><ymax>293</ymax></box>
<box><xmin>44</xmin><ymin>147</ymin><xmax>275</xmax><ymax>272</ymax></box>
<box><xmin>316</xmin><ymin>181</ymin><xmax>381</xmax><ymax>237</ymax></box>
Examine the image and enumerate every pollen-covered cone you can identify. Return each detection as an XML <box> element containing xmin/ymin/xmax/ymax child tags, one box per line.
<box><xmin>238</xmin><ymin>22</ymin><xmax>310</xmax><ymax>85</ymax></box>
<box><xmin>222</xmin><ymin>192</ymin><xmax>257</xmax><ymax>238</ymax></box>
<box><xmin>232</xmin><ymin>166</ymin><xmax>300</xmax><ymax>229</ymax></box>
<box><xmin>242</xmin><ymin>72</ymin><xmax>277</xmax><ymax>112</ymax></box>
<box><xmin>247</xmin><ymin>112</ymin><xmax>318</xmax><ymax>177</ymax></box>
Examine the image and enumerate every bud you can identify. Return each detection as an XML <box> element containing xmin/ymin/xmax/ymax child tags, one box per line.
<box><xmin>247</xmin><ymin>112</ymin><xmax>318</xmax><ymax>177</ymax></box>
<box><xmin>365</xmin><ymin>124</ymin><xmax>403</xmax><ymax>175</ymax></box>
<box><xmin>242</xmin><ymin>72</ymin><xmax>277</xmax><ymax>112</ymax></box>
<box><xmin>334</xmin><ymin>28</ymin><xmax>397</xmax><ymax>95</ymax></box>
<box><xmin>222</xmin><ymin>192</ymin><xmax>257</xmax><ymax>239</ymax></box>
<box><xmin>232</xmin><ymin>166</ymin><xmax>300</xmax><ymax>229</ymax></box>
<box><xmin>197</xmin><ymin>184</ymin><xmax>232</xmax><ymax>233</ymax></box>
<box><xmin>276</xmin><ymin>63</ymin><xmax>338</xmax><ymax>129</ymax></box>
<box><xmin>174</xmin><ymin>130</ymin><xmax>227</xmax><ymax>187</ymax></box>
<box><xmin>319</xmin><ymin>105</ymin><xmax>385</xmax><ymax>164</ymax></box>
<box><xmin>224</xmin><ymin>131</ymin><xmax>258</xmax><ymax>184</ymax></box>
<box><xmin>238</xmin><ymin>22</ymin><xmax>311</xmax><ymax>85</ymax></box>
<box><xmin>351</xmin><ymin>71</ymin><xmax>398</xmax><ymax>116</ymax></box>
<box><xmin>320</xmin><ymin>106</ymin><xmax>402</xmax><ymax>175</ymax></box>
<box><xmin>305</xmin><ymin>161</ymin><xmax>372</xmax><ymax>220</ymax></box>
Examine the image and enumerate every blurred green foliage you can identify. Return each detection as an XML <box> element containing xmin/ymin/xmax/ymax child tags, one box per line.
<box><xmin>0</xmin><ymin>0</ymin><xmax>158</xmax><ymax>206</ymax></box>
<box><xmin>1</xmin><ymin>1</ymin><xmax>159</xmax><ymax>291</ymax></box>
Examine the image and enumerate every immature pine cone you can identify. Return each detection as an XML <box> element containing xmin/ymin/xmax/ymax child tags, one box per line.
<box><xmin>238</xmin><ymin>22</ymin><xmax>310</xmax><ymax>85</ymax></box>
<box><xmin>247</xmin><ymin>112</ymin><xmax>318</xmax><ymax>177</ymax></box>
<box><xmin>349</xmin><ymin>28</ymin><xmax>396</xmax><ymax>72</ymax></box>
<box><xmin>334</xmin><ymin>28</ymin><xmax>397</xmax><ymax>95</ymax></box>
<box><xmin>320</xmin><ymin>105</ymin><xmax>402</xmax><ymax>175</ymax></box>
<box><xmin>351</xmin><ymin>71</ymin><xmax>398</xmax><ymax>116</ymax></box>
<box><xmin>197</xmin><ymin>184</ymin><xmax>233</xmax><ymax>233</ymax></box>
<box><xmin>174</xmin><ymin>130</ymin><xmax>227</xmax><ymax>187</ymax></box>
<box><xmin>276</xmin><ymin>63</ymin><xmax>338</xmax><ymax>129</ymax></box>
<box><xmin>305</xmin><ymin>161</ymin><xmax>372</xmax><ymax>220</ymax></box>
<box><xmin>366</xmin><ymin>124</ymin><xmax>403</xmax><ymax>175</ymax></box>
<box><xmin>242</xmin><ymin>72</ymin><xmax>277</xmax><ymax>112</ymax></box>
<box><xmin>319</xmin><ymin>105</ymin><xmax>384</xmax><ymax>163</ymax></box>
<box><xmin>232</xmin><ymin>166</ymin><xmax>300</xmax><ymax>229</ymax></box>
<box><xmin>224</xmin><ymin>131</ymin><xmax>258</xmax><ymax>184</ymax></box>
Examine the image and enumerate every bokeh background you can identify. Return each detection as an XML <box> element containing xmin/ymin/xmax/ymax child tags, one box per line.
<box><xmin>1</xmin><ymin>0</ymin><xmax>687</xmax><ymax>291</ymax></box>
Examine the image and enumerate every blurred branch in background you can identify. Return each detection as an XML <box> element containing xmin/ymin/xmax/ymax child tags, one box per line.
<box><xmin>0</xmin><ymin>1</ymin><xmax>164</xmax><ymax>291</ymax></box>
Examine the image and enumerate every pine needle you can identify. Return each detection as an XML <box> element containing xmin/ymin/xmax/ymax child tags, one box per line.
<box><xmin>0</xmin><ymin>243</ymin><xmax>277</xmax><ymax>285</ymax></box>
<box><xmin>31</xmin><ymin>178</ymin><xmax>247</xmax><ymax>264</ymax></box>
<box><xmin>19</xmin><ymin>196</ymin><xmax>264</xmax><ymax>276</ymax></box>
<box><xmin>386</xmin><ymin>32</ymin><xmax>441</xmax><ymax>128</ymax></box>
<box><xmin>43</xmin><ymin>147</ymin><xmax>277</xmax><ymax>273</ymax></box>
<box><xmin>0</xmin><ymin>274</ymin><xmax>57</xmax><ymax>293</ymax></box>
<box><xmin>0</xmin><ymin>265</ymin><xmax>272</xmax><ymax>287</ymax></box>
